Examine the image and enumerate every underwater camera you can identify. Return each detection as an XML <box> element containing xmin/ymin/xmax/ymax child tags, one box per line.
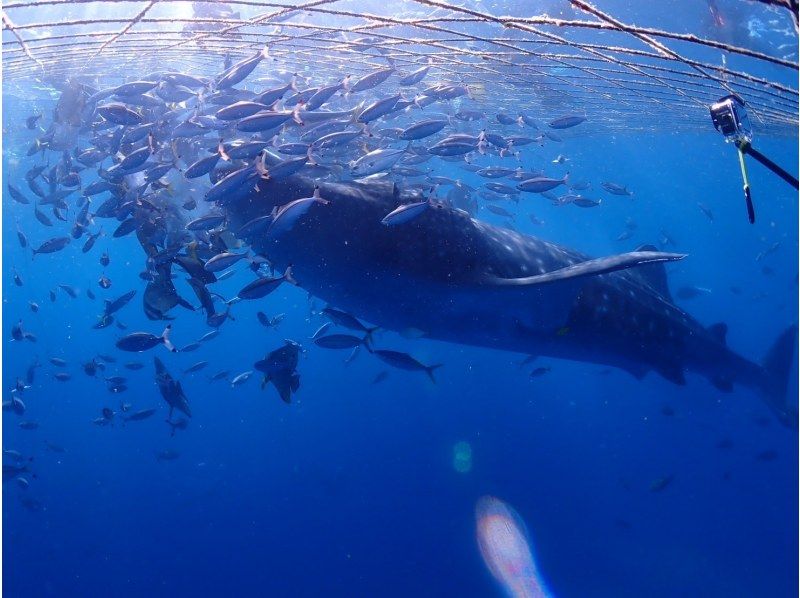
<box><xmin>710</xmin><ymin>94</ymin><xmax>752</xmax><ymax>144</ymax></box>
<box><xmin>709</xmin><ymin>94</ymin><xmax>798</xmax><ymax>224</ymax></box>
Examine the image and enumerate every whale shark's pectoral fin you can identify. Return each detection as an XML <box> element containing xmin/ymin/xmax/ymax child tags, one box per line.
<box><xmin>484</xmin><ymin>251</ymin><xmax>687</xmax><ymax>287</ymax></box>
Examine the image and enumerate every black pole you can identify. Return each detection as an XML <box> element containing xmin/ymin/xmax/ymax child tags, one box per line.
<box><xmin>738</xmin><ymin>142</ymin><xmax>799</xmax><ymax>190</ymax></box>
<box><xmin>743</xmin><ymin>184</ymin><xmax>756</xmax><ymax>224</ymax></box>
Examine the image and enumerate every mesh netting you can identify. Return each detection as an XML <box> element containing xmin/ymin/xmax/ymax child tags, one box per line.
<box><xmin>2</xmin><ymin>0</ymin><xmax>798</xmax><ymax>136</ymax></box>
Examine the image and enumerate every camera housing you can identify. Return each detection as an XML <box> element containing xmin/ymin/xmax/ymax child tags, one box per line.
<box><xmin>709</xmin><ymin>94</ymin><xmax>752</xmax><ymax>144</ymax></box>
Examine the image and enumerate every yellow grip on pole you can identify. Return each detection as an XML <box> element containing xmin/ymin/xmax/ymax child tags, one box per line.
<box><xmin>737</xmin><ymin>144</ymin><xmax>751</xmax><ymax>189</ymax></box>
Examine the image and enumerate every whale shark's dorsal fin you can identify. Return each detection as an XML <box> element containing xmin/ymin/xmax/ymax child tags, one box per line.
<box><xmin>633</xmin><ymin>244</ymin><xmax>673</xmax><ymax>301</ymax></box>
<box><xmin>484</xmin><ymin>251</ymin><xmax>687</xmax><ymax>287</ymax></box>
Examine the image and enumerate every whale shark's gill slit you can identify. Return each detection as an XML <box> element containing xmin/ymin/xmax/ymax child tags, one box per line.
<box><xmin>482</xmin><ymin>251</ymin><xmax>687</xmax><ymax>287</ymax></box>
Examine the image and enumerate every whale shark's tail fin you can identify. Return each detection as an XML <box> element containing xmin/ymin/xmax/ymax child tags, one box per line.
<box><xmin>759</xmin><ymin>324</ymin><xmax>798</xmax><ymax>428</ymax></box>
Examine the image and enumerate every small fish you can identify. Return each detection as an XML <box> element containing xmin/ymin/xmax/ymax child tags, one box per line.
<box><xmin>350</xmin><ymin>148</ymin><xmax>406</xmax><ymax>177</ymax></box>
<box><xmin>8</xmin><ymin>184</ymin><xmax>30</xmax><ymax>205</ymax></box>
<box><xmin>697</xmin><ymin>202</ymin><xmax>714</xmax><ymax>222</ymax></box>
<box><xmin>755</xmin><ymin>241</ymin><xmax>781</xmax><ymax>262</ymax></box>
<box><xmin>311</xmin><ymin>322</ymin><xmax>333</xmax><ymax>339</ymax></box>
<box><xmin>268</xmin><ymin>187</ymin><xmax>329</xmax><ymax>236</ymax></box>
<box><xmin>616</xmin><ymin>230</ymin><xmax>632</xmax><ymax>241</ymax></box>
<box><xmin>530</xmin><ymin>366</ymin><xmax>551</xmax><ymax>377</ymax></box>
<box><xmin>517</xmin><ymin>174</ymin><xmax>568</xmax><ymax>194</ymax></box>
<box><xmin>347</xmin><ymin>67</ymin><xmax>395</xmax><ymax>93</ymax></box>
<box><xmin>322</xmin><ymin>308</ymin><xmax>377</xmax><ymax>340</ymax></box>
<box><xmin>187</xmin><ymin>214</ymin><xmax>226</xmax><ymax>231</ymax></box>
<box><xmin>32</xmin><ymin>237</ymin><xmax>70</xmax><ymax>256</ymax></box>
<box><xmin>184</xmin><ymin>361</ymin><xmax>209</xmax><ymax>374</ymax></box>
<box><xmin>113</xmin><ymin>218</ymin><xmax>138</xmax><ymax>238</ymax></box>
<box><xmin>571</xmin><ymin>197</ymin><xmax>601</xmax><ymax>208</ymax></box>
<box><xmin>381</xmin><ymin>199</ymin><xmax>433</xmax><ymax>226</ymax></box>
<box><xmin>230</xmin><ymin>370</ymin><xmax>253</xmax><ymax>387</ymax></box>
<box><xmin>58</xmin><ymin>284</ymin><xmax>78</xmax><ymax>298</ymax></box>
<box><xmin>104</xmin><ymin>290</ymin><xmax>136</xmax><ymax>315</ymax></box>
<box><xmin>549</xmin><ymin>115</ymin><xmax>586</xmax><ymax>129</ymax></box>
<box><xmin>601</xmin><ymin>182</ymin><xmax>634</xmax><ymax>196</ymax></box>
<box><xmin>123</xmin><ymin>408</ymin><xmax>157</xmax><ymax>422</ymax></box>
<box><xmin>204</xmin><ymin>251</ymin><xmax>250</xmax><ymax>273</ymax></box>
<box><xmin>116</xmin><ymin>325</ymin><xmax>176</xmax><ymax>353</ymax></box>
<box><xmin>11</xmin><ymin>320</ymin><xmax>36</xmax><ymax>343</ymax></box>
<box><xmin>314</xmin><ymin>334</ymin><xmax>367</xmax><ymax>349</ymax></box>
<box><xmin>3</xmin><ymin>450</ymin><xmax>25</xmax><ymax>462</ymax></box>
<box><xmin>81</xmin><ymin>230</ymin><xmax>103</xmax><ymax>253</ymax></box>
<box><xmin>485</xmin><ymin>204</ymin><xmax>514</xmax><ymax>219</ymax></box>
<box><xmin>83</xmin><ymin>359</ymin><xmax>99</xmax><ymax>377</ymax></box>
<box><xmin>7</xmin><ymin>397</ymin><xmax>26</xmax><ymax>415</ymax></box>
<box><xmin>199</xmin><ymin>330</ymin><xmax>219</xmax><ymax>343</ymax></box>
<box><xmin>676</xmin><ymin>286</ymin><xmax>711</xmax><ymax>300</ymax></box>
<box><xmin>370</xmin><ymin>349</ymin><xmax>441</xmax><ymax>383</ymax></box>
<box><xmin>16</xmin><ymin>227</ymin><xmax>28</xmax><ymax>248</ymax></box>
<box><xmin>237</xmin><ymin>267</ymin><xmax>295</xmax><ymax>300</ymax></box>
<box><xmin>33</xmin><ymin>205</ymin><xmax>53</xmax><ymax>227</ymax></box>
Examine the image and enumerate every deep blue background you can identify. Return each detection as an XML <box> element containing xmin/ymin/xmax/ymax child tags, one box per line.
<box><xmin>2</xmin><ymin>2</ymin><xmax>798</xmax><ymax>595</ymax></box>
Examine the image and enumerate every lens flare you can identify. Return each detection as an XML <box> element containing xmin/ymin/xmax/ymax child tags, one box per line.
<box><xmin>453</xmin><ymin>441</ymin><xmax>472</xmax><ymax>473</ymax></box>
<box><xmin>475</xmin><ymin>496</ymin><xmax>554</xmax><ymax>598</ymax></box>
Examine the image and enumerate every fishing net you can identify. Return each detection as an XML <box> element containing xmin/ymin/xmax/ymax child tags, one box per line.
<box><xmin>2</xmin><ymin>0</ymin><xmax>798</xmax><ymax>136</ymax></box>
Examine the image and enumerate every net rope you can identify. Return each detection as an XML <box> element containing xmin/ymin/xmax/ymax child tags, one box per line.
<box><xmin>2</xmin><ymin>0</ymin><xmax>797</xmax><ymax>135</ymax></box>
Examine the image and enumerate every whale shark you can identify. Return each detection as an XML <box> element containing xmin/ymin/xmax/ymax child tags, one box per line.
<box><xmin>223</xmin><ymin>175</ymin><xmax>797</xmax><ymax>426</ymax></box>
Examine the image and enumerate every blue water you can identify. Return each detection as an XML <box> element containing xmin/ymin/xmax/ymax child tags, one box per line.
<box><xmin>2</xmin><ymin>4</ymin><xmax>798</xmax><ymax>596</ymax></box>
